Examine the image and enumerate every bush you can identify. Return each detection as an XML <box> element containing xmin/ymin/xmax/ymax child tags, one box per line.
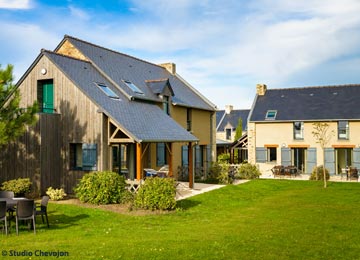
<box><xmin>309</xmin><ymin>166</ymin><xmax>330</xmax><ymax>180</ymax></box>
<box><xmin>74</xmin><ymin>171</ymin><xmax>127</xmax><ymax>205</ymax></box>
<box><xmin>217</xmin><ymin>153</ymin><xmax>230</xmax><ymax>163</ymax></box>
<box><xmin>134</xmin><ymin>177</ymin><xmax>176</xmax><ymax>210</ymax></box>
<box><xmin>235</xmin><ymin>163</ymin><xmax>261</xmax><ymax>179</ymax></box>
<box><xmin>1</xmin><ymin>178</ymin><xmax>32</xmax><ymax>196</ymax></box>
<box><xmin>46</xmin><ymin>187</ymin><xmax>67</xmax><ymax>201</ymax></box>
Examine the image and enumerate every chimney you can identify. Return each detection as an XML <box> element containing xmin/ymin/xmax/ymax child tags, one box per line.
<box><xmin>256</xmin><ymin>84</ymin><xmax>267</xmax><ymax>96</ymax></box>
<box><xmin>225</xmin><ymin>105</ymin><xmax>233</xmax><ymax>114</ymax></box>
<box><xmin>159</xmin><ymin>63</ymin><xmax>176</xmax><ymax>74</ymax></box>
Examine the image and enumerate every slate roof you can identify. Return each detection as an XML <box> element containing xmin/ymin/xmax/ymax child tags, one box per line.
<box><xmin>43</xmin><ymin>50</ymin><xmax>198</xmax><ymax>143</ymax></box>
<box><xmin>249</xmin><ymin>85</ymin><xmax>360</xmax><ymax>122</ymax></box>
<box><xmin>216</xmin><ymin>109</ymin><xmax>250</xmax><ymax>131</ymax></box>
<box><xmin>57</xmin><ymin>36</ymin><xmax>215</xmax><ymax>111</ymax></box>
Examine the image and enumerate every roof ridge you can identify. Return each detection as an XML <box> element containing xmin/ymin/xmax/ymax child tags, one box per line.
<box><xmin>64</xmin><ymin>35</ymin><xmax>167</xmax><ymax>70</ymax></box>
<box><xmin>269</xmin><ymin>84</ymin><xmax>360</xmax><ymax>91</ymax></box>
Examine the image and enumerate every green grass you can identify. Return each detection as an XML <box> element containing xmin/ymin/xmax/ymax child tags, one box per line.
<box><xmin>1</xmin><ymin>180</ymin><xmax>360</xmax><ymax>259</ymax></box>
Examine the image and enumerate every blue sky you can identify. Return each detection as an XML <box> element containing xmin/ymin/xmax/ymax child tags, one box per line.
<box><xmin>1</xmin><ymin>0</ymin><xmax>360</xmax><ymax>109</ymax></box>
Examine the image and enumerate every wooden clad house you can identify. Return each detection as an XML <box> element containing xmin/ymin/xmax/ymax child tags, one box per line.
<box><xmin>248</xmin><ymin>83</ymin><xmax>360</xmax><ymax>176</ymax></box>
<box><xmin>0</xmin><ymin>35</ymin><xmax>216</xmax><ymax>194</ymax></box>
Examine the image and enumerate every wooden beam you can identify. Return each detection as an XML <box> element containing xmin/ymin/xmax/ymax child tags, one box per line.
<box><xmin>167</xmin><ymin>143</ymin><xmax>173</xmax><ymax>177</ymax></box>
<box><xmin>188</xmin><ymin>142</ymin><xmax>194</xmax><ymax>188</ymax></box>
<box><xmin>136</xmin><ymin>143</ymin><xmax>142</xmax><ymax>180</ymax></box>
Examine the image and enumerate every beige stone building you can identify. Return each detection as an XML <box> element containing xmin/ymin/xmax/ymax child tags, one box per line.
<box><xmin>248</xmin><ymin>84</ymin><xmax>360</xmax><ymax>176</ymax></box>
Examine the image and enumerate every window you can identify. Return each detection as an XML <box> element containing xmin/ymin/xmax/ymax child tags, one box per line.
<box><xmin>267</xmin><ymin>147</ymin><xmax>277</xmax><ymax>162</ymax></box>
<box><xmin>226</xmin><ymin>128</ymin><xmax>231</xmax><ymax>140</ymax></box>
<box><xmin>187</xmin><ymin>108</ymin><xmax>192</xmax><ymax>131</ymax></box>
<box><xmin>293</xmin><ymin>121</ymin><xmax>304</xmax><ymax>139</ymax></box>
<box><xmin>123</xmin><ymin>80</ymin><xmax>144</xmax><ymax>94</ymax></box>
<box><xmin>163</xmin><ymin>96</ymin><xmax>170</xmax><ymax>115</ymax></box>
<box><xmin>265</xmin><ymin>110</ymin><xmax>277</xmax><ymax>120</ymax></box>
<box><xmin>70</xmin><ymin>143</ymin><xmax>97</xmax><ymax>171</ymax></box>
<box><xmin>97</xmin><ymin>83</ymin><xmax>119</xmax><ymax>98</ymax></box>
<box><xmin>37</xmin><ymin>79</ymin><xmax>54</xmax><ymax>113</ymax></box>
<box><xmin>156</xmin><ymin>143</ymin><xmax>167</xmax><ymax>166</ymax></box>
<box><xmin>338</xmin><ymin>121</ymin><xmax>349</xmax><ymax>139</ymax></box>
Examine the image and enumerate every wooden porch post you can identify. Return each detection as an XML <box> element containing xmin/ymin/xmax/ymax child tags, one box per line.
<box><xmin>168</xmin><ymin>143</ymin><xmax>173</xmax><ymax>177</ymax></box>
<box><xmin>188</xmin><ymin>142</ymin><xmax>194</xmax><ymax>188</ymax></box>
<box><xmin>136</xmin><ymin>143</ymin><xmax>142</xmax><ymax>180</ymax></box>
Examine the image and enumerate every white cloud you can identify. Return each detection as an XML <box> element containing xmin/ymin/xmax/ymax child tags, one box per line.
<box><xmin>0</xmin><ymin>0</ymin><xmax>31</xmax><ymax>9</ymax></box>
<box><xmin>68</xmin><ymin>5</ymin><xmax>90</xmax><ymax>21</ymax></box>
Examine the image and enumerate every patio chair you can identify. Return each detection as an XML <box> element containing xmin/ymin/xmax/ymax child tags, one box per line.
<box><xmin>0</xmin><ymin>191</ymin><xmax>15</xmax><ymax>214</ymax></box>
<box><xmin>35</xmin><ymin>196</ymin><xmax>50</xmax><ymax>227</ymax></box>
<box><xmin>15</xmin><ymin>200</ymin><xmax>36</xmax><ymax>235</ymax></box>
<box><xmin>0</xmin><ymin>201</ymin><xmax>8</xmax><ymax>235</ymax></box>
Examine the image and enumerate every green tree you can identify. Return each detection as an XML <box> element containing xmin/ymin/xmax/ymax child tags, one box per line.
<box><xmin>234</xmin><ymin>118</ymin><xmax>243</xmax><ymax>141</ymax></box>
<box><xmin>311</xmin><ymin>122</ymin><xmax>334</xmax><ymax>188</ymax></box>
<box><xmin>0</xmin><ymin>64</ymin><xmax>38</xmax><ymax>146</ymax></box>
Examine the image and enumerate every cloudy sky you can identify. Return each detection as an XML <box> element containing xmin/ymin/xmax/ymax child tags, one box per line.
<box><xmin>1</xmin><ymin>0</ymin><xmax>360</xmax><ymax>109</ymax></box>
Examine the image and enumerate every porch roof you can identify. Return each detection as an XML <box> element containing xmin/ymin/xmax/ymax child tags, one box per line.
<box><xmin>45</xmin><ymin>50</ymin><xmax>198</xmax><ymax>143</ymax></box>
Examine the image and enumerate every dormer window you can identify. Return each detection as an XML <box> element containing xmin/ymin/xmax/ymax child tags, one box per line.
<box><xmin>96</xmin><ymin>83</ymin><xmax>119</xmax><ymax>98</ymax></box>
<box><xmin>163</xmin><ymin>95</ymin><xmax>170</xmax><ymax>115</ymax></box>
<box><xmin>123</xmin><ymin>80</ymin><xmax>144</xmax><ymax>95</ymax></box>
<box><xmin>265</xmin><ymin>110</ymin><xmax>277</xmax><ymax>120</ymax></box>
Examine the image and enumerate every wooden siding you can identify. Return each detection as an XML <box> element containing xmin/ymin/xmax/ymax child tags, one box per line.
<box><xmin>56</xmin><ymin>40</ymin><xmax>88</xmax><ymax>61</ymax></box>
<box><xmin>13</xmin><ymin>55</ymin><xmax>104</xmax><ymax>194</ymax></box>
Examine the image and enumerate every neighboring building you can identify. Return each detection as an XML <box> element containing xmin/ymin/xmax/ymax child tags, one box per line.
<box><xmin>216</xmin><ymin>105</ymin><xmax>249</xmax><ymax>161</ymax></box>
<box><xmin>248</xmin><ymin>83</ymin><xmax>360</xmax><ymax>175</ymax></box>
<box><xmin>0</xmin><ymin>35</ymin><xmax>216</xmax><ymax>193</ymax></box>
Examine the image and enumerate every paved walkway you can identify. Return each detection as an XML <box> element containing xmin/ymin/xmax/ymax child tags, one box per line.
<box><xmin>175</xmin><ymin>180</ymin><xmax>249</xmax><ymax>200</ymax></box>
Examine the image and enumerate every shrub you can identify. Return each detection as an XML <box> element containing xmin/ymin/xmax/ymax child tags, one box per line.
<box><xmin>46</xmin><ymin>187</ymin><xmax>67</xmax><ymax>201</ymax></box>
<box><xmin>309</xmin><ymin>166</ymin><xmax>330</xmax><ymax>180</ymax></box>
<box><xmin>217</xmin><ymin>153</ymin><xmax>230</xmax><ymax>163</ymax></box>
<box><xmin>1</xmin><ymin>178</ymin><xmax>32</xmax><ymax>196</ymax></box>
<box><xmin>134</xmin><ymin>177</ymin><xmax>176</xmax><ymax>210</ymax></box>
<box><xmin>74</xmin><ymin>171</ymin><xmax>127</xmax><ymax>204</ymax></box>
<box><xmin>235</xmin><ymin>163</ymin><xmax>261</xmax><ymax>179</ymax></box>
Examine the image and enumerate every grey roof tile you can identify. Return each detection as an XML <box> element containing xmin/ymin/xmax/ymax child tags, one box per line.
<box><xmin>216</xmin><ymin>109</ymin><xmax>250</xmax><ymax>131</ymax></box>
<box><xmin>45</xmin><ymin>51</ymin><xmax>198</xmax><ymax>142</ymax></box>
<box><xmin>249</xmin><ymin>85</ymin><xmax>360</xmax><ymax>122</ymax></box>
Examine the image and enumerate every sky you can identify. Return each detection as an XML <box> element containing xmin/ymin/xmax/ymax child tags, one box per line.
<box><xmin>1</xmin><ymin>0</ymin><xmax>360</xmax><ymax>110</ymax></box>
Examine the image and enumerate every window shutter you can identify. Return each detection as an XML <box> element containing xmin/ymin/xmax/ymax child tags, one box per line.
<box><xmin>324</xmin><ymin>148</ymin><xmax>335</xmax><ymax>174</ymax></box>
<box><xmin>306</xmin><ymin>148</ymin><xmax>317</xmax><ymax>174</ymax></box>
<box><xmin>256</xmin><ymin>147</ymin><xmax>266</xmax><ymax>163</ymax></box>
<box><xmin>157</xmin><ymin>143</ymin><xmax>165</xmax><ymax>166</ymax></box>
<box><xmin>353</xmin><ymin>148</ymin><xmax>360</xmax><ymax>169</ymax></box>
<box><xmin>82</xmin><ymin>143</ymin><xmax>97</xmax><ymax>171</ymax></box>
<box><xmin>281</xmin><ymin>148</ymin><xmax>291</xmax><ymax>166</ymax></box>
<box><xmin>182</xmin><ymin>145</ymin><xmax>189</xmax><ymax>166</ymax></box>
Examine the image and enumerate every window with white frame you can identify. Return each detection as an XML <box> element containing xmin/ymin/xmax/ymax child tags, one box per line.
<box><xmin>293</xmin><ymin>121</ymin><xmax>304</xmax><ymax>140</ymax></box>
<box><xmin>338</xmin><ymin>121</ymin><xmax>349</xmax><ymax>139</ymax></box>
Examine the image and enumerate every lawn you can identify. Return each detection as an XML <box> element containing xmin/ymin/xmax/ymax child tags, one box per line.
<box><xmin>1</xmin><ymin>179</ymin><xmax>360</xmax><ymax>260</ymax></box>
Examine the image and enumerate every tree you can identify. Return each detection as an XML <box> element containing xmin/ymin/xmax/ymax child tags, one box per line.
<box><xmin>234</xmin><ymin>118</ymin><xmax>243</xmax><ymax>141</ymax></box>
<box><xmin>0</xmin><ymin>64</ymin><xmax>38</xmax><ymax>146</ymax></box>
<box><xmin>311</xmin><ymin>122</ymin><xmax>334</xmax><ymax>188</ymax></box>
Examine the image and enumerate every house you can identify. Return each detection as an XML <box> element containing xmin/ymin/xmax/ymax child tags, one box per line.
<box><xmin>0</xmin><ymin>35</ymin><xmax>216</xmax><ymax>193</ymax></box>
<box><xmin>247</xmin><ymin>83</ymin><xmax>360</xmax><ymax>176</ymax></box>
<box><xmin>216</xmin><ymin>105</ymin><xmax>249</xmax><ymax>162</ymax></box>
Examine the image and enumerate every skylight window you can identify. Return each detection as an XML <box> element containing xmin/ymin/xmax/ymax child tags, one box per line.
<box><xmin>123</xmin><ymin>80</ymin><xmax>144</xmax><ymax>95</ymax></box>
<box><xmin>265</xmin><ymin>110</ymin><xmax>277</xmax><ymax>120</ymax></box>
<box><xmin>96</xmin><ymin>83</ymin><xmax>119</xmax><ymax>98</ymax></box>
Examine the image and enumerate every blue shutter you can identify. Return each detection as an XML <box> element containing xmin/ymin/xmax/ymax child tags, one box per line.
<box><xmin>206</xmin><ymin>145</ymin><xmax>211</xmax><ymax>170</ymax></box>
<box><xmin>306</xmin><ymin>148</ymin><xmax>317</xmax><ymax>174</ymax></box>
<box><xmin>195</xmin><ymin>145</ymin><xmax>201</xmax><ymax>168</ymax></box>
<box><xmin>157</xmin><ymin>143</ymin><xmax>165</xmax><ymax>166</ymax></box>
<box><xmin>324</xmin><ymin>148</ymin><xmax>335</xmax><ymax>174</ymax></box>
<box><xmin>182</xmin><ymin>145</ymin><xmax>189</xmax><ymax>166</ymax></box>
<box><xmin>82</xmin><ymin>143</ymin><xmax>97</xmax><ymax>171</ymax></box>
<box><xmin>256</xmin><ymin>147</ymin><xmax>266</xmax><ymax>163</ymax></box>
<box><xmin>353</xmin><ymin>148</ymin><xmax>360</xmax><ymax>169</ymax></box>
<box><xmin>281</xmin><ymin>148</ymin><xmax>291</xmax><ymax>166</ymax></box>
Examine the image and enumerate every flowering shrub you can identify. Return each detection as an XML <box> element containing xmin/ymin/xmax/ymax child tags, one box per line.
<box><xmin>1</xmin><ymin>178</ymin><xmax>32</xmax><ymax>196</ymax></box>
<box><xmin>46</xmin><ymin>187</ymin><xmax>67</xmax><ymax>200</ymax></box>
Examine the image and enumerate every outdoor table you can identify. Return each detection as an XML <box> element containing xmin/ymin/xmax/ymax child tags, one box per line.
<box><xmin>0</xmin><ymin>198</ymin><xmax>27</xmax><ymax>210</ymax></box>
